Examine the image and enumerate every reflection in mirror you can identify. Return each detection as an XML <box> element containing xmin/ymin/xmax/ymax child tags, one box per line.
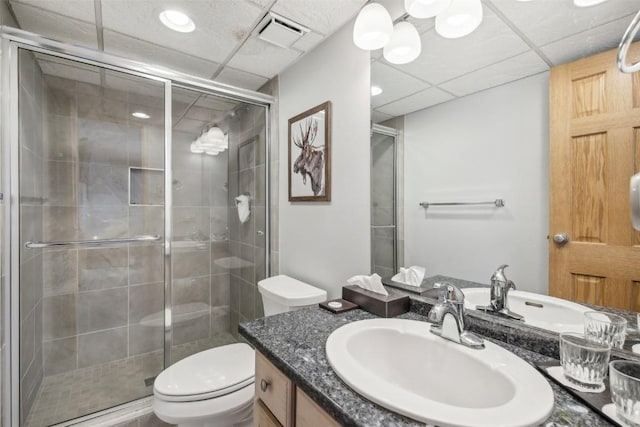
<box><xmin>371</xmin><ymin>1</ymin><xmax>640</xmax><ymax>356</ymax></box>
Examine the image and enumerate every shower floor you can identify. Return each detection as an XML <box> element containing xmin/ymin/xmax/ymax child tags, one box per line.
<box><xmin>24</xmin><ymin>332</ymin><xmax>238</xmax><ymax>427</ymax></box>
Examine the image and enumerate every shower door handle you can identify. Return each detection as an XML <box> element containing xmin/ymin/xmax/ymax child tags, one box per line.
<box><xmin>25</xmin><ymin>234</ymin><xmax>162</xmax><ymax>249</ymax></box>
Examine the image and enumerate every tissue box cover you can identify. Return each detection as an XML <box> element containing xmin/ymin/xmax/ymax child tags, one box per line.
<box><xmin>342</xmin><ymin>285</ymin><xmax>409</xmax><ymax>318</ymax></box>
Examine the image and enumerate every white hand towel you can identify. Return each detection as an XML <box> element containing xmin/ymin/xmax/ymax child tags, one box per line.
<box><xmin>235</xmin><ymin>194</ymin><xmax>250</xmax><ymax>224</ymax></box>
<box><xmin>347</xmin><ymin>273</ymin><xmax>389</xmax><ymax>296</ymax></box>
<box><xmin>391</xmin><ymin>266</ymin><xmax>425</xmax><ymax>287</ymax></box>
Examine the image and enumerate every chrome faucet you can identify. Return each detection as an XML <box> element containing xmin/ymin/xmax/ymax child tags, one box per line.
<box><xmin>428</xmin><ymin>283</ymin><xmax>484</xmax><ymax>349</ymax></box>
<box><xmin>477</xmin><ymin>264</ymin><xmax>524</xmax><ymax>321</ymax></box>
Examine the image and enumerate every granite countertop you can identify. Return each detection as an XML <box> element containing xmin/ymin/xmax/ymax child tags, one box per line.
<box><xmin>239</xmin><ymin>306</ymin><xmax>614</xmax><ymax>427</ymax></box>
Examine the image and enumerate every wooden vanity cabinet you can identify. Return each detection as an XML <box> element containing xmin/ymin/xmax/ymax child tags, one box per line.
<box><xmin>254</xmin><ymin>352</ymin><xmax>341</xmax><ymax>427</ymax></box>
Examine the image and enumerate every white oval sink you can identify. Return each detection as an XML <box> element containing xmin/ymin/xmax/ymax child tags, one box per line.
<box><xmin>326</xmin><ymin>318</ymin><xmax>553</xmax><ymax>427</ymax></box>
<box><xmin>462</xmin><ymin>288</ymin><xmax>590</xmax><ymax>333</ymax></box>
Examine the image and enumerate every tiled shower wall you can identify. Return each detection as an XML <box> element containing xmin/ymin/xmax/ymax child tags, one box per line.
<box><xmin>226</xmin><ymin>77</ymin><xmax>279</xmax><ymax>337</ymax></box>
<box><xmin>19</xmin><ymin>50</ymin><xmax>45</xmax><ymax>421</ymax></box>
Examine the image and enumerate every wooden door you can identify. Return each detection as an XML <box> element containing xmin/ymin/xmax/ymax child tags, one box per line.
<box><xmin>549</xmin><ymin>42</ymin><xmax>640</xmax><ymax>311</ymax></box>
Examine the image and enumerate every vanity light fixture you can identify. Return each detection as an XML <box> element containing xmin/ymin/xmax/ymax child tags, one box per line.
<box><xmin>159</xmin><ymin>10</ymin><xmax>195</xmax><ymax>33</ymax></box>
<box><xmin>190</xmin><ymin>141</ymin><xmax>205</xmax><ymax>154</ymax></box>
<box><xmin>353</xmin><ymin>2</ymin><xmax>394</xmax><ymax>50</ymax></box>
<box><xmin>384</xmin><ymin>21</ymin><xmax>422</xmax><ymax>64</ymax></box>
<box><xmin>404</xmin><ymin>0</ymin><xmax>451</xmax><ymax>19</ymax></box>
<box><xmin>371</xmin><ymin>85</ymin><xmax>383</xmax><ymax>96</ymax></box>
<box><xmin>573</xmin><ymin>0</ymin><xmax>608</xmax><ymax>6</ymax></box>
<box><xmin>435</xmin><ymin>0</ymin><xmax>483</xmax><ymax>39</ymax></box>
<box><xmin>131</xmin><ymin>111</ymin><xmax>150</xmax><ymax>119</ymax></box>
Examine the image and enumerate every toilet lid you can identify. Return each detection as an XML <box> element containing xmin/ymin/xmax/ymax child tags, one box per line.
<box><xmin>154</xmin><ymin>343</ymin><xmax>255</xmax><ymax>401</ymax></box>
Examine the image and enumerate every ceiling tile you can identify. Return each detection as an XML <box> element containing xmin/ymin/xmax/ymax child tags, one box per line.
<box><xmin>292</xmin><ymin>31</ymin><xmax>325</xmax><ymax>52</ymax></box>
<box><xmin>541</xmin><ymin>13</ymin><xmax>640</xmax><ymax>66</ymax></box>
<box><xmin>227</xmin><ymin>37</ymin><xmax>301</xmax><ymax>77</ymax></box>
<box><xmin>371</xmin><ymin>61</ymin><xmax>429</xmax><ymax>108</ymax></box>
<box><xmin>407</xmin><ymin>15</ymin><xmax>435</xmax><ymax>35</ymax></box>
<box><xmin>100</xmin><ymin>0</ymin><xmax>265</xmax><ymax>64</ymax></box>
<box><xmin>377</xmin><ymin>87</ymin><xmax>455</xmax><ymax>117</ymax></box>
<box><xmin>439</xmin><ymin>50</ymin><xmax>549</xmax><ymax>97</ymax></box>
<box><xmin>399</xmin><ymin>8</ymin><xmax>530</xmax><ymax>84</ymax></box>
<box><xmin>215</xmin><ymin>66</ymin><xmax>269</xmax><ymax>90</ymax></box>
<box><xmin>270</xmin><ymin>0</ymin><xmax>365</xmax><ymax>35</ymax></box>
<box><xmin>103</xmin><ymin>30</ymin><xmax>220</xmax><ymax>79</ymax></box>
<box><xmin>487</xmin><ymin>0</ymin><xmax>640</xmax><ymax>47</ymax></box>
<box><xmin>10</xmin><ymin>0</ymin><xmax>95</xmax><ymax>23</ymax></box>
<box><xmin>11</xmin><ymin>3</ymin><xmax>98</xmax><ymax>49</ymax></box>
<box><xmin>372</xmin><ymin>110</ymin><xmax>395</xmax><ymax>123</ymax></box>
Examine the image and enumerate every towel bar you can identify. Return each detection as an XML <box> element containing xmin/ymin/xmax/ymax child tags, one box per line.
<box><xmin>419</xmin><ymin>199</ymin><xmax>505</xmax><ymax>209</ymax></box>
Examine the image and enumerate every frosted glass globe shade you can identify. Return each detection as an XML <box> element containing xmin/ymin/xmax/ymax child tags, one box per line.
<box><xmin>383</xmin><ymin>22</ymin><xmax>421</xmax><ymax>65</ymax></box>
<box><xmin>404</xmin><ymin>0</ymin><xmax>451</xmax><ymax>18</ymax></box>
<box><xmin>435</xmin><ymin>0</ymin><xmax>483</xmax><ymax>39</ymax></box>
<box><xmin>574</xmin><ymin>0</ymin><xmax>607</xmax><ymax>6</ymax></box>
<box><xmin>353</xmin><ymin>3</ymin><xmax>393</xmax><ymax>50</ymax></box>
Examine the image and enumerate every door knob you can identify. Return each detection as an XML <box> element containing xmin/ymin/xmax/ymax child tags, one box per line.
<box><xmin>553</xmin><ymin>233</ymin><xmax>569</xmax><ymax>245</ymax></box>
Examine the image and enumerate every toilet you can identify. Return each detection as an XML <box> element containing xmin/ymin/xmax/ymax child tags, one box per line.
<box><xmin>152</xmin><ymin>275</ymin><xmax>327</xmax><ymax>427</ymax></box>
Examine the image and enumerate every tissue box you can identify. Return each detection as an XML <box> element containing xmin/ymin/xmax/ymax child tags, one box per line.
<box><xmin>342</xmin><ymin>285</ymin><xmax>409</xmax><ymax>318</ymax></box>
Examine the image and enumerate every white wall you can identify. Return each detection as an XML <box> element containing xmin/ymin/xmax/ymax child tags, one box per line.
<box><xmin>278</xmin><ymin>22</ymin><xmax>371</xmax><ymax>299</ymax></box>
<box><xmin>404</xmin><ymin>72</ymin><xmax>550</xmax><ymax>294</ymax></box>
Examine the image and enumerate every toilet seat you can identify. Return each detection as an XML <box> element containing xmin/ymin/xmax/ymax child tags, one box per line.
<box><xmin>154</xmin><ymin>343</ymin><xmax>255</xmax><ymax>403</ymax></box>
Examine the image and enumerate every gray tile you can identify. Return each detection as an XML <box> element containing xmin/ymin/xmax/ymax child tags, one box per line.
<box><xmin>255</xmin><ymin>164</ymin><xmax>265</xmax><ymax>207</ymax></box>
<box><xmin>43</xmin><ymin>206</ymin><xmax>77</xmax><ymax>242</ymax></box>
<box><xmin>21</xmin><ymin>308</ymin><xmax>36</xmax><ymax>377</ymax></box>
<box><xmin>78</xmin><ymin>247</ymin><xmax>128</xmax><ymax>291</ymax></box>
<box><xmin>43</xmin><ymin>249</ymin><xmax>78</xmax><ymax>296</ymax></box>
<box><xmin>129</xmin><ymin>244</ymin><xmax>164</xmax><ymax>285</ymax></box>
<box><xmin>209</xmin><ymin>207</ymin><xmax>228</xmax><ymax>242</ymax></box>
<box><xmin>173</xmin><ymin>169</ymin><xmax>210</xmax><ymax>207</ymax></box>
<box><xmin>20</xmin><ymin>254</ymin><xmax>43</xmax><ymax>320</ymax></box>
<box><xmin>78</xmin><ymin>162</ymin><xmax>129</xmax><ymax>206</ymax></box>
<box><xmin>211</xmin><ymin>274</ymin><xmax>230</xmax><ymax>307</ymax></box>
<box><xmin>129</xmin><ymin>324</ymin><xmax>163</xmax><ymax>356</ymax></box>
<box><xmin>230</xmin><ymin>275</ymin><xmax>241</xmax><ymax>313</ymax></box>
<box><xmin>21</xmin><ymin>204</ymin><xmax>44</xmax><ymax>261</ymax></box>
<box><xmin>19</xmin><ymin>86</ymin><xmax>44</xmax><ymax>158</ymax></box>
<box><xmin>173</xmin><ymin>276</ymin><xmax>209</xmax><ymax>307</ymax></box>
<box><xmin>77</xmin><ymin>205</ymin><xmax>128</xmax><ymax>239</ymax></box>
<box><xmin>45</xmin><ymin>113</ymin><xmax>75</xmax><ymax>161</ymax></box>
<box><xmin>78</xmin><ymin>287</ymin><xmax>128</xmax><ymax>333</ymax></box>
<box><xmin>77</xmin><ymin>117</ymin><xmax>139</xmax><ymax>165</ymax></box>
<box><xmin>173</xmin><ymin>207</ymin><xmax>209</xmax><ymax>240</ymax></box>
<box><xmin>43</xmin><ymin>160</ymin><xmax>78</xmax><ymax>206</ymax></box>
<box><xmin>239</xmin><ymin>280</ymin><xmax>255</xmax><ymax>320</ymax></box>
<box><xmin>130</xmin><ymin>125</ymin><xmax>164</xmax><ymax>169</ymax></box>
<box><xmin>172</xmin><ymin>312</ymin><xmax>209</xmax><ymax>346</ymax></box>
<box><xmin>240</xmin><ymin>243</ymin><xmax>255</xmax><ymax>284</ymax></box>
<box><xmin>255</xmin><ymin>246</ymin><xmax>266</xmax><ymax>284</ymax></box>
<box><xmin>43</xmin><ymin>337</ymin><xmax>77</xmax><ymax>375</ymax></box>
<box><xmin>238</xmin><ymin>138</ymin><xmax>255</xmax><ymax>171</ymax></box>
<box><xmin>43</xmin><ymin>294</ymin><xmax>77</xmax><ymax>340</ymax></box>
<box><xmin>129</xmin><ymin>206</ymin><xmax>164</xmax><ymax>236</ymax></box>
<box><xmin>129</xmin><ymin>282</ymin><xmax>164</xmax><ymax>324</ymax></box>
<box><xmin>172</xmin><ymin>247</ymin><xmax>209</xmax><ymax>279</ymax></box>
<box><xmin>254</xmin><ymin>291</ymin><xmax>264</xmax><ymax>318</ymax></box>
<box><xmin>78</xmin><ymin>327</ymin><xmax>127</xmax><ymax>368</ymax></box>
<box><xmin>20</xmin><ymin>146</ymin><xmax>43</xmax><ymax>205</ymax></box>
<box><xmin>211</xmin><ymin>306</ymin><xmax>230</xmax><ymax>334</ymax></box>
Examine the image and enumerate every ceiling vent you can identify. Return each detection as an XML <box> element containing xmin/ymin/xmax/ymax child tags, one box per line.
<box><xmin>254</xmin><ymin>12</ymin><xmax>309</xmax><ymax>49</ymax></box>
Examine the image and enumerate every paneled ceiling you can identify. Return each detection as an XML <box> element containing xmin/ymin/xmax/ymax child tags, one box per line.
<box><xmin>372</xmin><ymin>0</ymin><xmax>640</xmax><ymax>122</ymax></box>
<box><xmin>6</xmin><ymin>0</ymin><xmax>640</xmax><ymax>122</ymax></box>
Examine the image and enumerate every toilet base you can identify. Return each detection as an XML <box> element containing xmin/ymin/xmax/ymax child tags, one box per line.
<box><xmin>154</xmin><ymin>383</ymin><xmax>253</xmax><ymax>427</ymax></box>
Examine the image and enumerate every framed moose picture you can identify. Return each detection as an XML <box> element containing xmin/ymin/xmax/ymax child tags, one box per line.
<box><xmin>288</xmin><ymin>101</ymin><xmax>331</xmax><ymax>202</ymax></box>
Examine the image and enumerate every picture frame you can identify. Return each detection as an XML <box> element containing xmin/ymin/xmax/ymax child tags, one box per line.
<box><xmin>288</xmin><ymin>101</ymin><xmax>331</xmax><ymax>202</ymax></box>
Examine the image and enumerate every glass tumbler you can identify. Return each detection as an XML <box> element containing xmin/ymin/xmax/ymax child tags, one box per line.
<box><xmin>559</xmin><ymin>332</ymin><xmax>611</xmax><ymax>389</ymax></box>
<box><xmin>584</xmin><ymin>311</ymin><xmax>627</xmax><ymax>349</ymax></box>
<box><xmin>610</xmin><ymin>360</ymin><xmax>640</xmax><ymax>427</ymax></box>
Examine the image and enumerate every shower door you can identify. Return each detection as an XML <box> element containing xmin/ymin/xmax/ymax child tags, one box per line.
<box><xmin>371</xmin><ymin>125</ymin><xmax>398</xmax><ymax>277</ymax></box>
<box><xmin>14</xmin><ymin>48</ymin><xmax>168</xmax><ymax>427</ymax></box>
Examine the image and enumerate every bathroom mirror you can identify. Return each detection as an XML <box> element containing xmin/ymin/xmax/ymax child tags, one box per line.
<box><xmin>370</xmin><ymin>1</ymin><xmax>640</xmax><ymax>356</ymax></box>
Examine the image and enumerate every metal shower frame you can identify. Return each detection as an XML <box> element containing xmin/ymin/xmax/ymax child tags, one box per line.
<box><xmin>0</xmin><ymin>26</ymin><xmax>274</xmax><ymax>427</ymax></box>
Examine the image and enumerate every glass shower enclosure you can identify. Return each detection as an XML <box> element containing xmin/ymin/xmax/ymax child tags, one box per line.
<box><xmin>1</xmin><ymin>28</ymin><xmax>272</xmax><ymax>426</ymax></box>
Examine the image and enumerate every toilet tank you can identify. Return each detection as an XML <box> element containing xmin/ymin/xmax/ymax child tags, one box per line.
<box><xmin>258</xmin><ymin>275</ymin><xmax>327</xmax><ymax>317</ymax></box>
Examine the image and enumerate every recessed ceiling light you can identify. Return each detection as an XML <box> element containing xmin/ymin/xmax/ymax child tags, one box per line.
<box><xmin>371</xmin><ymin>86</ymin><xmax>383</xmax><ymax>96</ymax></box>
<box><xmin>159</xmin><ymin>10</ymin><xmax>195</xmax><ymax>33</ymax></box>
<box><xmin>573</xmin><ymin>0</ymin><xmax>607</xmax><ymax>6</ymax></box>
<box><xmin>132</xmin><ymin>111</ymin><xmax>150</xmax><ymax>119</ymax></box>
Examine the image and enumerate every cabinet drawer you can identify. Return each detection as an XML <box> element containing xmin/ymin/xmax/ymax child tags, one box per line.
<box><xmin>255</xmin><ymin>352</ymin><xmax>294</xmax><ymax>427</ymax></box>
<box><xmin>296</xmin><ymin>388</ymin><xmax>342</xmax><ymax>427</ymax></box>
<box><xmin>254</xmin><ymin>399</ymin><xmax>282</xmax><ymax>427</ymax></box>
